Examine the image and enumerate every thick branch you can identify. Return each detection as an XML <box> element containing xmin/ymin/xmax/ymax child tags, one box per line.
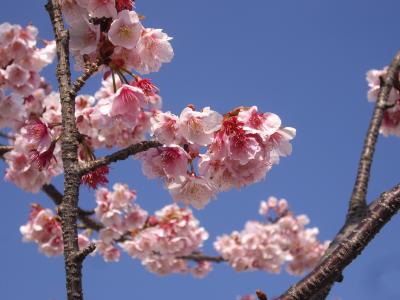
<box><xmin>308</xmin><ymin>51</ymin><xmax>400</xmax><ymax>300</ymax></box>
<box><xmin>347</xmin><ymin>50</ymin><xmax>400</xmax><ymax>220</ymax></box>
<box><xmin>46</xmin><ymin>1</ymin><xmax>85</xmax><ymax>299</ymax></box>
<box><xmin>277</xmin><ymin>183</ymin><xmax>400</xmax><ymax>300</ymax></box>
<box><xmin>79</xmin><ymin>140</ymin><xmax>161</xmax><ymax>175</ymax></box>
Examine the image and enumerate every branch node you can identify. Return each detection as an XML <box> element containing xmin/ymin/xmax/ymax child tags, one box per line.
<box><xmin>74</xmin><ymin>242</ymin><xmax>96</xmax><ymax>263</ymax></box>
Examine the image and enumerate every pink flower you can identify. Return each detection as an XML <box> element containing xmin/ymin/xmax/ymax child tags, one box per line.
<box><xmin>108</xmin><ymin>10</ymin><xmax>142</xmax><ymax>49</ymax></box>
<box><xmin>150</xmin><ymin>111</ymin><xmax>180</xmax><ymax>145</ymax></box>
<box><xmin>137</xmin><ymin>145</ymin><xmax>189</xmax><ymax>179</ymax></box>
<box><xmin>237</xmin><ymin>106</ymin><xmax>281</xmax><ymax>140</ymax></box>
<box><xmin>110</xmin><ymin>84</ymin><xmax>145</xmax><ymax>123</ymax></box>
<box><xmin>167</xmin><ymin>174</ymin><xmax>216</xmax><ymax>209</ymax></box>
<box><xmin>160</xmin><ymin>146</ymin><xmax>189</xmax><ymax>177</ymax></box>
<box><xmin>23</xmin><ymin>118</ymin><xmax>52</xmax><ymax>152</ymax></box>
<box><xmin>20</xmin><ymin>204</ymin><xmax>64</xmax><ymax>257</ymax></box>
<box><xmin>214</xmin><ymin>198</ymin><xmax>329</xmax><ymax>275</ymax></box>
<box><xmin>178</xmin><ymin>106</ymin><xmax>223</xmax><ymax>146</ymax></box>
<box><xmin>29</xmin><ymin>141</ymin><xmax>57</xmax><ymax>170</ymax></box>
<box><xmin>69</xmin><ymin>19</ymin><xmax>100</xmax><ymax>55</ymax></box>
<box><xmin>4</xmin><ymin>63</ymin><xmax>30</xmax><ymax>86</ymax></box>
<box><xmin>133</xmin><ymin>28</ymin><xmax>174</xmax><ymax>74</ymax></box>
<box><xmin>87</xmin><ymin>0</ymin><xmax>117</xmax><ymax>18</ymax></box>
<box><xmin>96</xmin><ymin>241</ymin><xmax>121</xmax><ymax>262</ymax></box>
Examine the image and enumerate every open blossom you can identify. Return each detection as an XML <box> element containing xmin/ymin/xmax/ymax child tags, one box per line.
<box><xmin>29</xmin><ymin>141</ymin><xmax>57</xmax><ymax>170</ymax></box>
<box><xmin>178</xmin><ymin>106</ymin><xmax>223</xmax><ymax>146</ymax></box>
<box><xmin>23</xmin><ymin>118</ymin><xmax>52</xmax><ymax>152</ymax></box>
<box><xmin>69</xmin><ymin>19</ymin><xmax>100</xmax><ymax>55</ymax></box>
<box><xmin>167</xmin><ymin>174</ymin><xmax>216</xmax><ymax>209</ymax></box>
<box><xmin>237</xmin><ymin>106</ymin><xmax>281</xmax><ymax>140</ymax></box>
<box><xmin>214</xmin><ymin>197</ymin><xmax>329</xmax><ymax>275</ymax></box>
<box><xmin>108</xmin><ymin>10</ymin><xmax>142</xmax><ymax>49</ymax></box>
<box><xmin>5</xmin><ymin>134</ymin><xmax>62</xmax><ymax>192</ymax></box>
<box><xmin>150</xmin><ymin>111</ymin><xmax>180</xmax><ymax>145</ymax></box>
<box><xmin>137</xmin><ymin>145</ymin><xmax>189</xmax><ymax>179</ymax></box>
<box><xmin>20</xmin><ymin>204</ymin><xmax>63</xmax><ymax>257</ymax></box>
<box><xmin>134</xmin><ymin>28</ymin><xmax>174</xmax><ymax>74</ymax></box>
<box><xmin>110</xmin><ymin>84</ymin><xmax>145</xmax><ymax>124</ymax></box>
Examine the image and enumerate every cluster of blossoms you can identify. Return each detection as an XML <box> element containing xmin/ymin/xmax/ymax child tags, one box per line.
<box><xmin>366</xmin><ymin>68</ymin><xmax>400</xmax><ymax>136</ymax></box>
<box><xmin>214</xmin><ymin>197</ymin><xmax>329</xmax><ymax>275</ymax></box>
<box><xmin>20</xmin><ymin>184</ymin><xmax>210</xmax><ymax>277</ymax></box>
<box><xmin>0</xmin><ymin>23</ymin><xmax>55</xmax><ymax>99</ymax></box>
<box><xmin>120</xmin><ymin>203</ymin><xmax>211</xmax><ymax>277</ymax></box>
<box><xmin>20</xmin><ymin>204</ymin><xmax>90</xmax><ymax>256</ymax></box>
<box><xmin>0</xmin><ymin>17</ymin><xmax>168</xmax><ymax>192</ymax></box>
<box><xmin>0</xmin><ymin>23</ymin><xmax>62</xmax><ymax>192</ymax></box>
<box><xmin>93</xmin><ymin>183</ymin><xmax>147</xmax><ymax>262</ymax></box>
<box><xmin>59</xmin><ymin>0</ymin><xmax>173</xmax><ymax>73</ymax></box>
<box><xmin>137</xmin><ymin>106</ymin><xmax>295</xmax><ymax>209</ymax></box>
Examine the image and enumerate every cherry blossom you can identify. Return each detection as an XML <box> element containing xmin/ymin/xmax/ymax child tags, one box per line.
<box><xmin>108</xmin><ymin>10</ymin><xmax>142</xmax><ymax>49</ymax></box>
<box><xmin>214</xmin><ymin>197</ymin><xmax>329</xmax><ymax>275</ymax></box>
<box><xmin>178</xmin><ymin>106</ymin><xmax>223</xmax><ymax>146</ymax></box>
<box><xmin>133</xmin><ymin>28</ymin><xmax>174</xmax><ymax>74</ymax></box>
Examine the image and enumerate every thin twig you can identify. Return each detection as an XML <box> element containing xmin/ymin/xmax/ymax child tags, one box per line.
<box><xmin>277</xmin><ymin>182</ymin><xmax>400</xmax><ymax>300</ymax></box>
<box><xmin>256</xmin><ymin>290</ymin><xmax>268</xmax><ymax>300</ymax></box>
<box><xmin>0</xmin><ymin>145</ymin><xmax>13</xmax><ymax>157</ymax></box>
<box><xmin>178</xmin><ymin>253</ymin><xmax>226</xmax><ymax>263</ymax></box>
<box><xmin>79</xmin><ymin>140</ymin><xmax>161</xmax><ymax>176</ymax></box>
<box><xmin>70</xmin><ymin>60</ymin><xmax>102</xmax><ymax>98</ymax></box>
<box><xmin>347</xmin><ymin>50</ymin><xmax>400</xmax><ymax>221</ymax></box>
<box><xmin>74</xmin><ymin>242</ymin><xmax>96</xmax><ymax>263</ymax></box>
<box><xmin>307</xmin><ymin>50</ymin><xmax>400</xmax><ymax>300</ymax></box>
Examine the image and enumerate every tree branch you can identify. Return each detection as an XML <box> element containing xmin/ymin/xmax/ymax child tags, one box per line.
<box><xmin>178</xmin><ymin>253</ymin><xmax>226</xmax><ymax>263</ymax></box>
<box><xmin>346</xmin><ymin>50</ymin><xmax>400</xmax><ymax>221</ymax></box>
<box><xmin>46</xmin><ymin>1</ymin><xmax>85</xmax><ymax>299</ymax></box>
<box><xmin>306</xmin><ymin>50</ymin><xmax>400</xmax><ymax>300</ymax></box>
<box><xmin>74</xmin><ymin>242</ymin><xmax>97</xmax><ymax>263</ymax></box>
<box><xmin>277</xmin><ymin>182</ymin><xmax>400</xmax><ymax>300</ymax></box>
<box><xmin>79</xmin><ymin>140</ymin><xmax>161</xmax><ymax>176</ymax></box>
<box><xmin>0</xmin><ymin>145</ymin><xmax>13</xmax><ymax>157</ymax></box>
<box><xmin>70</xmin><ymin>60</ymin><xmax>102</xmax><ymax>98</ymax></box>
<box><xmin>256</xmin><ymin>290</ymin><xmax>268</xmax><ymax>300</ymax></box>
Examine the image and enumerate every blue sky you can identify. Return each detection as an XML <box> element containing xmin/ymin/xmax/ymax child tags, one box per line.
<box><xmin>1</xmin><ymin>0</ymin><xmax>400</xmax><ymax>299</ymax></box>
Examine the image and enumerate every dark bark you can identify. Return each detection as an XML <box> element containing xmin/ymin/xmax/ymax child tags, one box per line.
<box><xmin>45</xmin><ymin>1</ymin><xmax>85</xmax><ymax>299</ymax></box>
<box><xmin>79</xmin><ymin>140</ymin><xmax>161</xmax><ymax>176</ymax></box>
<box><xmin>307</xmin><ymin>50</ymin><xmax>400</xmax><ymax>300</ymax></box>
<box><xmin>277</xmin><ymin>183</ymin><xmax>400</xmax><ymax>300</ymax></box>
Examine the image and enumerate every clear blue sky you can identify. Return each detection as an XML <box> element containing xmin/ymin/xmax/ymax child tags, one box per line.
<box><xmin>1</xmin><ymin>1</ymin><xmax>400</xmax><ymax>299</ymax></box>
